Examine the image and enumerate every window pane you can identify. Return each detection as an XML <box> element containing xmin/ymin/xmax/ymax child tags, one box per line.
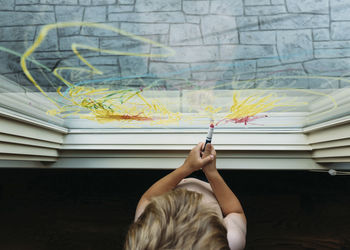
<box><xmin>0</xmin><ymin>1</ymin><xmax>349</xmax><ymax>129</ymax></box>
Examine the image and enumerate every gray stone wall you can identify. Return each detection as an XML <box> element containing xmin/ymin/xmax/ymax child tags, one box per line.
<box><xmin>0</xmin><ymin>0</ymin><xmax>350</xmax><ymax>91</ymax></box>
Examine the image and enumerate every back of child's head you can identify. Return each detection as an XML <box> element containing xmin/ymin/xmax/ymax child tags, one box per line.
<box><xmin>124</xmin><ymin>188</ymin><xmax>230</xmax><ymax>250</ymax></box>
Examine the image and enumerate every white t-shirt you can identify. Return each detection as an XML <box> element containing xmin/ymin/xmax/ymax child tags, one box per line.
<box><xmin>134</xmin><ymin>177</ymin><xmax>247</xmax><ymax>250</ymax></box>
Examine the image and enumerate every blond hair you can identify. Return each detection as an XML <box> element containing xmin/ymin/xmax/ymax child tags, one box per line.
<box><xmin>124</xmin><ymin>188</ymin><xmax>229</xmax><ymax>250</ymax></box>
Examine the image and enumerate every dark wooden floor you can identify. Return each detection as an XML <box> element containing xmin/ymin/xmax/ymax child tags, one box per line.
<box><xmin>0</xmin><ymin>168</ymin><xmax>349</xmax><ymax>250</ymax></box>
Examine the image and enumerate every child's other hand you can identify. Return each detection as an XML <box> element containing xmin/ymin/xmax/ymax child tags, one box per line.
<box><xmin>183</xmin><ymin>142</ymin><xmax>214</xmax><ymax>172</ymax></box>
<box><xmin>201</xmin><ymin>143</ymin><xmax>217</xmax><ymax>175</ymax></box>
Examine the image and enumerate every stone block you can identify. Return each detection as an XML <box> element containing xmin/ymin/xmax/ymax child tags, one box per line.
<box><xmin>220</xmin><ymin>45</ymin><xmax>277</xmax><ymax>60</ymax></box>
<box><xmin>79</xmin><ymin>0</ymin><xmax>91</xmax><ymax>5</ymax></box>
<box><xmin>257</xmin><ymin>66</ymin><xmax>308</xmax><ymax>90</ymax></box>
<box><xmin>109</xmin><ymin>5</ymin><xmax>134</xmax><ymax>12</ymax></box>
<box><xmin>232</xmin><ymin>60</ymin><xmax>256</xmax><ymax>80</ymax></box>
<box><xmin>151</xmin><ymin>46</ymin><xmax>220</xmax><ymax>63</ymax></box>
<box><xmin>56</xmin><ymin>6</ymin><xmax>84</xmax><ymax>36</ymax></box>
<box><xmin>119</xmin><ymin>57</ymin><xmax>148</xmax><ymax>77</ymax></box>
<box><xmin>145</xmin><ymin>34</ymin><xmax>168</xmax><ymax>46</ymax></box>
<box><xmin>191</xmin><ymin>72</ymin><xmax>207</xmax><ymax>81</ymax></box>
<box><xmin>315</xmin><ymin>48</ymin><xmax>350</xmax><ymax>58</ymax></box>
<box><xmin>245</xmin><ymin>5</ymin><xmax>286</xmax><ymax>15</ymax></box>
<box><xmin>100</xmin><ymin>37</ymin><xmax>150</xmax><ymax>54</ymax></box>
<box><xmin>255</xmin><ymin>78</ymin><xmax>309</xmax><ymax>89</ymax></box>
<box><xmin>40</xmin><ymin>0</ymin><xmax>78</xmax><ymax>5</ymax></box>
<box><xmin>91</xmin><ymin>0</ymin><xmax>115</xmax><ymax>4</ymax></box>
<box><xmin>90</xmin><ymin>66</ymin><xmax>120</xmax><ymax>77</ymax></box>
<box><xmin>0</xmin><ymin>11</ymin><xmax>55</xmax><ymax>26</ymax></box>
<box><xmin>191</xmin><ymin>61</ymin><xmax>233</xmax><ymax>72</ymax></box>
<box><xmin>0</xmin><ymin>0</ymin><xmax>14</xmax><ymax>10</ymax></box>
<box><xmin>79</xmin><ymin>56</ymin><xmax>117</xmax><ymax>65</ymax></box>
<box><xmin>257</xmin><ymin>57</ymin><xmax>281</xmax><ymax>67</ymax></box>
<box><xmin>257</xmin><ymin>63</ymin><xmax>305</xmax><ymax>74</ymax></box>
<box><xmin>186</xmin><ymin>15</ymin><xmax>201</xmax><ymax>24</ymax></box>
<box><xmin>313</xmin><ymin>41</ymin><xmax>350</xmax><ymax>49</ymax></box>
<box><xmin>32</xmin><ymin>51</ymin><xmax>66</xmax><ymax>59</ymax></box>
<box><xmin>313</xmin><ymin>28</ymin><xmax>330</xmax><ymax>41</ymax></box>
<box><xmin>210</xmin><ymin>0</ymin><xmax>243</xmax><ymax>15</ymax></box>
<box><xmin>286</xmin><ymin>0</ymin><xmax>329</xmax><ymax>14</ymax></box>
<box><xmin>201</xmin><ymin>71</ymin><xmax>226</xmax><ymax>81</ymax></box>
<box><xmin>56</xmin><ymin>57</ymin><xmax>81</xmax><ymax>67</ymax></box>
<box><xmin>330</xmin><ymin>0</ymin><xmax>350</xmax><ymax>21</ymax></box>
<box><xmin>135</xmin><ymin>0</ymin><xmax>181</xmax><ymax>12</ymax></box>
<box><xmin>271</xmin><ymin>0</ymin><xmax>284</xmax><ymax>4</ymax></box>
<box><xmin>149</xmin><ymin>62</ymin><xmax>191</xmax><ymax>79</ymax></box>
<box><xmin>15</xmin><ymin>5</ymin><xmax>54</xmax><ymax>11</ymax></box>
<box><xmin>40</xmin><ymin>0</ymin><xmax>78</xmax><ymax>4</ymax></box>
<box><xmin>304</xmin><ymin>59</ymin><xmax>350</xmax><ymax>76</ymax></box>
<box><xmin>277</xmin><ymin>30</ymin><xmax>313</xmax><ymax>63</ymax></box>
<box><xmin>0</xmin><ymin>26</ymin><xmax>36</xmax><ymax>41</ymax></box>
<box><xmin>121</xmin><ymin>23</ymin><xmax>169</xmax><ymax>36</ymax></box>
<box><xmin>260</xmin><ymin>14</ymin><xmax>329</xmax><ymax>29</ymax></box>
<box><xmin>223</xmin><ymin>71</ymin><xmax>241</xmax><ymax>82</ymax></box>
<box><xmin>331</xmin><ymin>22</ymin><xmax>350</xmax><ymax>40</ymax></box>
<box><xmin>119</xmin><ymin>0</ymin><xmax>134</xmax><ymax>3</ymax></box>
<box><xmin>169</xmin><ymin>24</ymin><xmax>202</xmax><ymax>46</ymax></box>
<box><xmin>245</xmin><ymin>0</ymin><xmax>270</xmax><ymax>5</ymax></box>
<box><xmin>109</xmin><ymin>12</ymin><xmax>185</xmax><ymax>23</ymax></box>
<box><xmin>81</xmin><ymin>22</ymin><xmax>120</xmax><ymax>36</ymax></box>
<box><xmin>56</xmin><ymin>5</ymin><xmax>83</xmax><ymax>21</ymax></box>
<box><xmin>222</xmin><ymin>70</ymin><xmax>235</xmax><ymax>80</ymax></box>
<box><xmin>16</xmin><ymin>0</ymin><xmax>39</xmax><ymax>3</ymax></box>
<box><xmin>84</xmin><ymin>6</ymin><xmax>107</xmax><ymax>22</ymax></box>
<box><xmin>183</xmin><ymin>1</ymin><xmax>209</xmax><ymax>15</ymax></box>
<box><xmin>240</xmin><ymin>31</ymin><xmax>276</xmax><ymax>44</ymax></box>
<box><xmin>236</xmin><ymin>16</ymin><xmax>259</xmax><ymax>31</ymax></box>
<box><xmin>59</xmin><ymin>36</ymin><xmax>99</xmax><ymax>50</ymax></box>
<box><xmin>201</xmin><ymin>15</ymin><xmax>238</xmax><ymax>45</ymax></box>
<box><xmin>256</xmin><ymin>64</ymin><xmax>309</xmax><ymax>89</ymax></box>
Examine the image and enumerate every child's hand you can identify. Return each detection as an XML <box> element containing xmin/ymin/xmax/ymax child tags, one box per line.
<box><xmin>201</xmin><ymin>143</ymin><xmax>217</xmax><ymax>175</ymax></box>
<box><xmin>183</xmin><ymin>142</ymin><xmax>214</xmax><ymax>172</ymax></box>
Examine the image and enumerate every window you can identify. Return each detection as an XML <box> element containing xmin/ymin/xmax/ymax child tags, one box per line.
<box><xmin>1</xmin><ymin>1</ymin><xmax>350</xmax><ymax>169</ymax></box>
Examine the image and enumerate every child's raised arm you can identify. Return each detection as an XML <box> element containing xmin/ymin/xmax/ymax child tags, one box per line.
<box><xmin>202</xmin><ymin>144</ymin><xmax>246</xmax><ymax>221</ymax></box>
<box><xmin>136</xmin><ymin>142</ymin><xmax>214</xmax><ymax>211</ymax></box>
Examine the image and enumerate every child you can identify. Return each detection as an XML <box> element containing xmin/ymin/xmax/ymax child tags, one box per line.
<box><xmin>124</xmin><ymin>142</ymin><xmax>247</xmax><ymax>250</ymax></box>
